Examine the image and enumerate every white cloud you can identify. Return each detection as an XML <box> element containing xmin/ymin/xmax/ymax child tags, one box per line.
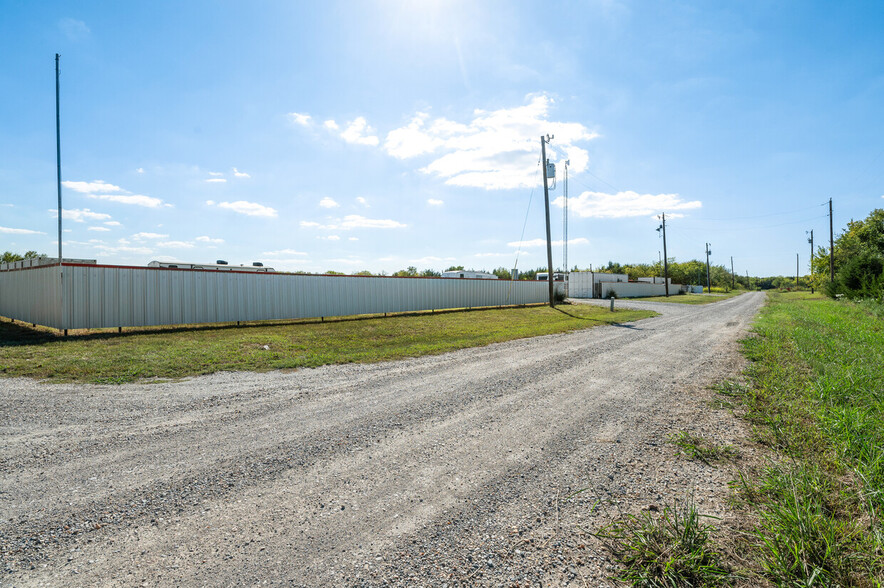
<box><xmin>99</xmin><ymin>245</ymin><xmax>153</xmax><ymax>255</ymax></box>
<box><xmin>319</xmin><ymin>197</ymin><xmax>340</xmax><ymax>208</ymax></box>
<box><xmin>132</xmin><ymin>232</ymin><xmax>169</xmax><ymax>240</ymax></box>
<box><xmin>196</xmin><ymin>235</ymin><xmax>224</xmax><ymax>244</ymax></box>
<box><xmin>63</xmin><ymin>180</ymin><xmax>122</xmax><ymax>193</ymax></box>
<box><xmin>157</xmin><ymin>241</ymin><xmax>195</xmax><ymax>249</ymax></box>
<box><xmin>320</xmin><ymin>235</ymin><xmax>341</xmax><ymax>241</ymax></box>
<box><xmin>104</xmin><ymin>221</ymin><xmax>122</xmax><ymax>227</ymax></box>
<box><xmin>382</xmin><ymin>94</ymin><xmax>596</xmax><ymax>190</ymax></box>
<box><xmin>340</xmin><ymin>215</ymin><xmax>406</xmax><ymax>229</ymax></box>
<box><xmin>63</xmin><ymin>179</ymin><xmax>170</xmax><ymax>207</ymax></box>
<box><xmin>58</xmin><ymin>18</ymin><xmax>90</xmax><ymax>41</ymax></box>
<box><xmin>289</xmin><ymin>112</ymin><xmax>312</xmax><ymax>126</ymax></box>
<box><xmin>136</xmin><ymin>167</ymin><xmax>145</xmax><ymax>174</ymax></box>
<box><xmin>205</xmin><ymin>178</ymin><xmax>227</xmax><ymax>183</ymax></box>
<box><xmin>88</xmin><ymin>226</ymin><xmax>111</xmax><ymax>232</ymax></box>
<box><xmin>507</xmin><ymin>237</ymin><xmax>590</xmax><ymax>248</ymax></box>
<box><xmin>215</xmin><ymin>200</ymin><xmax>278</xmax><ymax>217</ymax></box>
<box><xmin>205</xmin><ymin>200</ymin><xmax>216</xmax><ymax>206</ymax></box>
<box><xmin>232</xmin><ymin>167</ymin><xmax>250</xmax><ymax>178</ymax></box>
<box><xmin>356</xmin><ymin>197</ymin><xmax>369</xmax><ymax>206</ymax></box>
<box><xmin>385</xmin><ymin>113</ymin><xmax>445</xmax><ymax>158</ymax></box>
<box><xmin>427</xmin><ymin>198</ymin><xmax>444</xmax><ymax>206</ymax></box>
<box><xmin>208</xmin><ymin>171</ymin><xmax>224</xmax><ymax>177</ymax></box>
<box><xmin>349</xmin><ymin>237</ymin><xmax>359</xmax><ymax>241</ymax></box>
<box><xmin>262</xmin><ymin>248</ymin><xmax>307</xmax><ymax>256</ymax></box>
<box><xmin>411</xmin><ymin>256</ymin><xmax>456</xmax><ymax>264</ymax></box>
<box><xmin>88</xmin><ymin>193</ymin><xmax>167</xmax><ymax>208</ymax></box>
<box><xmin>324</xmin><ymin>120</ymin><xmax>339</xmax><ymax>131</ymax></box>
<box><xmin>56</xmin><ymin>208</ymin><xmax>112</xmax><ymax>223</ymax></box>
<box><xmin>556</xmin><ymin>191</ymin><xmax>702</xmax><ymax>219</ymax></box>
<box><xmin>300</xmin><ymin>215</ymin><xmax>405</xmax><ymax>230</ymax></box>
<box><xmin>474</xmin><ymin>252</ymin><xmax>528</xmax><ymax>258</ymax></box>
<box><xmin>339</xmin><ymin>117</ymin><xmax>379</xmax><ymax>146</ymax></box>
<box><xmin>0</xmin><ymin>226</ymin><xmax>45</xmax><ymax>235</ymax></box>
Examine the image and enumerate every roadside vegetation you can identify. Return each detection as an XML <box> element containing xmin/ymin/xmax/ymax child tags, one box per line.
<box><xmin>728</xmin><ymin>291</ymin><xmax>884</xmax><ymax>585</ymax></box>
<box><xmin>597</xmin><ymin>289</ymin><xmax>884</xmax><ymax>585</ymax></box>
<box><xmin>594</xmin><ymin>498</ymin><xmax>733</xmax><ymax>587</ymax></box>
<box><xmin>0</xmin><ymin>303</ymin><xmax>655</xmax><ymax>384</ymax></box>
<box><xmin>705</xmin><ymin>290</ymin><xmax>884</xmax><ymax>587</ymax></box>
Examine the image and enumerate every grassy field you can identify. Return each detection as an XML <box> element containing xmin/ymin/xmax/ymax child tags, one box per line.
<box><xmin>727</xmin><ymin>291</ymin><xmax>884</xmax><ymax>585</ymax></box>
<box><xmin>594</xmin><ymin>291</ymin><xmax>884</xmax><ymax>586</ymax></box>
<box><xmin>632</xmin><ymin>290</ymin><xmax>746</xmax><ymax>304</ymax></box>
<box><xmin>0</xmin><ymin>303</ymin><xmax>655</xmax><ymax>384</ymax></box>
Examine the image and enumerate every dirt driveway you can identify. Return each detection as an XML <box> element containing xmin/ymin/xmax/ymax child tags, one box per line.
<box><xmin>1</xmin><ymin>292</ymin><xmax>765</xmax><ymax>586</ymax></box>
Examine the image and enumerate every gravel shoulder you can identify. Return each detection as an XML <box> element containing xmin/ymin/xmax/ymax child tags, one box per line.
<box><xmin>1</xmin><ymin>292</ymin><xmax>766</xmax><ymax>586</ymax></box>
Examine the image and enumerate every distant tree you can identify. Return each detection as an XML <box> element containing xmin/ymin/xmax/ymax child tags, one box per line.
<box><xmin>324</xmin><ymin>270</ymin><xmax>344</xmax><ymax>275</ymax></box>
<box><xmin>420</xmin><ymin>269</ymin><xmax>440</xmax><ymax>277</ymax></box>
<box><xmin>393</xmin><ymin>266</ymin><xmax>419</xmax><ymax>277</ymax></box>
<box><xmin>2</xmin><ymin>251</ymin><xmax>41</xmax><ymax>263</ymax></box>
<box><xmin>354</xmin><ymin>270</ymin><xmax>374</xmax><ymax>276</ymax></box>
<box><xmin>445</xmin><ymin>265</ymin><xmax>465</xmax><ymax>272</ymax></box>
<box><xmin>492</xmin><ymin>267</ymin><xmax>512</xmax><ymax>280</ymax></box>
<box><xmin>818</xmin><ymin>208</ymin><xmax>884</xmax><ymax>298</ymax></box>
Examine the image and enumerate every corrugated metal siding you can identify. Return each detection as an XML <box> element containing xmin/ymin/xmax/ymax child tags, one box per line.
<box><xmin>1</xmin><ymin>264</ymin><xmax>563</xmax><ymax>330</ymax></box>
<box><xmin>0</xmin><ymin>265</ymin><xmax>63</xmax><ymax>328</ymax></box>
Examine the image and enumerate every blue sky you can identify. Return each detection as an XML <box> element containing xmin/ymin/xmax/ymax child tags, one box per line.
<box><xmin>1</xmin><ymin>0</ymin><xmax>882</xmax><ymax>276</ymax></box>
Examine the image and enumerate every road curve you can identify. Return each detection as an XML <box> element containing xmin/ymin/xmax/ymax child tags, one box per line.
<box><xmin>1</xmin><ymin>292</ymin><xmax>765</xmax><ymax>586</ymax></box>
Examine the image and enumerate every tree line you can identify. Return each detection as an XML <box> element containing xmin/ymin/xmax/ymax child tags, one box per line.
<box><xmin>811</xmin><ymin>208</ymin><xmax>884</xmax><ymax>299</ymax></box>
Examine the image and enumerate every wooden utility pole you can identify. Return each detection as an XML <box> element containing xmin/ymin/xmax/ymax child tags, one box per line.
<box><xmin>541</xmin><ymin>135</ymin><xmax>555</xmax><ymax>307</ymax></box>
<box><xmin>808</xmin><ymin>229</ymin><xmax>814</xmax><ymax>294</ymax></box>
<box><xmin>658</xmin><ymin>213</ymin><xmax>669</xmax><ymax>296</ymax></box>
<box><xmin>796</xmin><ymin>253</ymin><xmax>799</xmax><ymax>289</ymax></box>
<box><xmin>746</xmin><ymin>270</ymin><xmax>750</xmax><ymax>290</ymax></box>
<box><xmin>730</xmin><ymin>256</ymin><xmax>735</xmax><ymax>290</ymax></box>
<box><xmin>705</xmin><ymin>243</ymin><xmax>712</xmax><ymax>293</ymax></box>
<box><xmin>829</xmin><ymin>198</ymin><xmax>834</xmax><ymax>282</ymax></box>
<box><xmin>563</xmin><ymin>160</ymin><xmax>569</xmax><ymax>274</ymax></box>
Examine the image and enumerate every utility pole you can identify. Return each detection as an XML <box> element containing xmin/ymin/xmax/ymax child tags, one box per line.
<box><xmin>541</xmin><ymin>135</ymin><xmax>555</xmax><ymax>307</ymax></box>
<box><xmin>807</xmin><ymin>229</ymin><xmax>814</xmax><ymax>294</ymax></box>
<box><xmin>828</xmin><ymin>198</ymin><xmax>835</xmax><ymax>282</ymax></box>
<box><xmin>56</xmin><ymin>54</ymin><xmax>63</xmax><ymax>265</ymax></box>
<box><xmin>563</xmin><ymin>160</ymin><xmax>569</xmax><ymax>275</ymax></box>
<box><xmin>705</xmin><ymin>243</ymin><xmax>712</xmax><ymax>293</ymax></box>
<box><xmin>657</xmin><ymin>214</ymin><xmax>669</xmax><ymax>296</ymax></box>
<box><xmin>56</xmin><ymin>53</ymin><xmax>66</xmax><ymax>336</ymax></box>
<box><xmin>730</xmin><ymin>256</ymin><xmax>735</xmax><ymax>290</ymax></box>
<box><xmin>746</xmin><ymin>270</ymin><xmax>750</xmax><ymax>290</ymax></box>
<box><xmin>796</xmin><ymin>253</ymin><xmax>799</xmax><ymax>289</ymax></box>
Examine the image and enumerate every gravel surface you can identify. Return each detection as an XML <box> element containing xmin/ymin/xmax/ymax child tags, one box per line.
<box><xmin>1</xmin><ymin>292</ymin><xmax>765</xmax><ymax>587</ymax></box>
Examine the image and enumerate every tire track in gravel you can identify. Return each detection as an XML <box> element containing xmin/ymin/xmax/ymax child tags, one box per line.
<box><xmin>1</xmin><ymin>292</ymin><xmax>765</xmax><ymax>586</ymax></box>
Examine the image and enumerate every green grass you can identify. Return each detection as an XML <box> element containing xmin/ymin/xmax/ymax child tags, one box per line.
<box><xmin>594</xmin><ymin>498</ymin><xmax>733</xmax><ymax>587</ymax></box>
<box><xmin>728</xmin><ymin>291</ymin><xmax>884</xmax><ymax>585</ymax></box>
<box><xmin>669</xmin><ymin>430</ymin><xmax>739</xmax><ymax>466</ymax></box>
<box><xmin>633</xmin><ymin>291</ymin><xmax>746</xmax><ymax>304</ymax></box>
<box><xmin>0</xmin><ymin>303</ymin><xmax>656</xmax><ymax>384</ymax></box>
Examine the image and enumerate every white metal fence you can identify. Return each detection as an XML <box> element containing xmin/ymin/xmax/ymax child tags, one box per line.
<box><xmin>0</xmin><ymin>264</ymin><xmax>561</xmax><ymax>330</ymax></box>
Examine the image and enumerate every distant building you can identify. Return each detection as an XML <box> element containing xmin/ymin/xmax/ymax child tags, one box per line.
<box><xmin>147</xmin><ymin>260</ymin><xmax>275</xmax><ymax>273</ymax></box>
<box><xmin>440</xmin><ymin>270</ymin><xmax>499</xmax><ymax>279</ymax></box>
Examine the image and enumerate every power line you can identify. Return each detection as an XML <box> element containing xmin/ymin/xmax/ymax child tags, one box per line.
<box><xmin>689</xmin><ymin>202</ymin><xmax>827</xmax><ymax>222</ymax></box>
<box><xmin>511</xmin><ymin>161</ymin><xmax>541</xmax><ymax>275</ymax></box>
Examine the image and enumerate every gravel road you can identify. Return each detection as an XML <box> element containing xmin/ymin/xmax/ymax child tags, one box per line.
<box><xmin>1</xmin><ymin>292</ymin><xmax>765</xmax><ymax>587</ymax></box>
